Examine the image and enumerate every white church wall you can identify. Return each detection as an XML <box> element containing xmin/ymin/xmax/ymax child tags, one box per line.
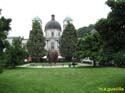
<box><xmin>44</xmin><ymin>28</ymin><xmax>61</xmax><ymax>51</ymax></box>
<box><xmin>45</xmin><ymin>29</ymin><xmax>61</xmax><ymax>38</ymax></box>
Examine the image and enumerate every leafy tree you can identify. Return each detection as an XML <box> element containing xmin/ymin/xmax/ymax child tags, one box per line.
<box><xmin>0</xmin><ymin>16</ymin><xmax>11</xmax><ymax>52</ymax></box>
<box><xmin>77</xmin><ymin>24</ymin><xmax>95</xmax><ymax>38</ymax></box>
<box><xmin>27</xmin><ymin>20</ymin><xmax>46</xmax><ymax>59</ymax></box>
<box><xmin>59</xmin><ymin>22</ymin><xmax>77</xmax><ymax>61</ymax></box>
<box><xmin>5</xmin><ymin>37</ymin><xmax>27</xmax><ymax>68</ymax></box>
<box><xmin>0</xmin><ymin>17</ymin><xmax>11</xmax><ymax>38</ymax></box>
<box><xmin>75</xmin><ymin>32</ymin><xmax>104</xmax><ymax>66</ymax></box>
<box><xmin>0</xmin><ymin>16</ymin><xmax>11</xmax><ymax>71</ymax></box>
<box><xmin>95</xmin><ymin>0</ymin><xmax>125</xmax><ymax>66</ymax></box>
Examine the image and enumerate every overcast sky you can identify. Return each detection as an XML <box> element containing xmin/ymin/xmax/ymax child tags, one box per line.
<box><xmin>0</xmin><ymin>0</ymin><xmax>111</xmax><ymax>38</ymax></box>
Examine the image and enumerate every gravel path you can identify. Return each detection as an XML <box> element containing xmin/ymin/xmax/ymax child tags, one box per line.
<box><xmin>17</xmin><ymin>63</ymin><xmax>93</xmax><ymax>68</ymax></box>
<box><xmin>17</xmin><ymin>64</ymin><xmax>69</xmax><ymax>68</ymax></box>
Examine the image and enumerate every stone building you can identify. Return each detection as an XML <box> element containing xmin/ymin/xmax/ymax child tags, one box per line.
<box><xmin>44</xmin><ymin>15</ymin><xmax>62</xmax><ymax>54</ymax></box>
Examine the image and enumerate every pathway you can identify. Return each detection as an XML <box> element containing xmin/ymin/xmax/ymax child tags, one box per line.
<box><xmin>17</xmin><ymin>63</ymin><xmax>93</xmax><ymax>68</ymax></box>
<box><xmin>17</xmin><ymin>63</ymin><xmax>69</xmax><ymax>68</ymax></box>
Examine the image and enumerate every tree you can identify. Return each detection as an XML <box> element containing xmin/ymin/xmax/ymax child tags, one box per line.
<box><xmin>0</xmin><ymin>16</ymin><xmax>11</xmax><ymax>71</ymax></box>
<box><xmin>5</xmin><ymin>37</ymin><xmax>27</xmax><ymax>68</ymax></box>
<box><xmin>27</xmin><ymin>20</ymin><xmax>46</xmax><ymax>60</ymax></box>
<box><xmin>77</xmin><ymin>24</ymin><xmax>95</xmax><ymax>38</ymax></box>
<box><xmin>59</xmin><ymin>22</ymin><xmax>78</xmax><ymax>61</ymax></box>
<box><xmin>0</xmin><ymin>16</ymin><xmax>11</xmax><ymax>52</ymax></box>
<box><xmin>75</xmin><ymin>32</ymin><xmax>104</xmax><ymax>66</ymax></box>
<box><xmin>95</xmin><ymin>0</ymin><xmax>125</xmax><ymax>66</ymax></box>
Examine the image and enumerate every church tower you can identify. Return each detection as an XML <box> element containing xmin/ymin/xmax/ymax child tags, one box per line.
<box><xmin>32</xmin><ymin>16</ymin><xmax>42</xmax><ymax>24</ymax></box>
<box><xmin>63</xmin><ymin>16</ymin><xmax>73</xmax><ymax>30</ymax></box>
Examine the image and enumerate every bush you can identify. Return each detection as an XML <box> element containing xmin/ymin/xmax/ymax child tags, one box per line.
<box><xmin>0</xmin><ymin>67</ymin><xmax>3</xmax><ymax>73</ymax></box>
<box><xmin>0</xmin><ymin>61</ymin><xmax>3</xmax><ymax>73</ymax></box>
<box><xmin>5</xmin><ymin>37</ymin><xmax>27</xmax><ymax>68</ymax></box>
<box><xmin>0</xmin><ymin>60</ymin><xmax>5</xmax><ymax>73</ymax></box>
<box><xmin>113</xmin><ymin>51</ymin><xmax>125</xmax><ymax>67</ymax></box>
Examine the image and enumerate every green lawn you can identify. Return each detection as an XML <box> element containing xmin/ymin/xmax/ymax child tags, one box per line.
<box><xmin>0</xmin><ymin>67</ymin><xmax>125</xmax><ymax>93</ymax></box>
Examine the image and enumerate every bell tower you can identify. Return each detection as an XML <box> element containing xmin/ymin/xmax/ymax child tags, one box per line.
<box><xmin>63</xmin><ymin>16</ymin><xmax>73</xmax><ymax>30</ymax></box>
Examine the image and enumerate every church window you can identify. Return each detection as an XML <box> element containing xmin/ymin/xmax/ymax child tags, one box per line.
<box><xmin>52</xmin><ymin>32</ymin><xmax>54</xmax><ymax>37</ymax></box>
<box><xmin>58</xmin><ymin>32</ymin><xmax>60</xmax><ymax>36</ymax></box>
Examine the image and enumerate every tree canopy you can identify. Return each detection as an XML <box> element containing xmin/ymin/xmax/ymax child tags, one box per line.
<box><xmin>75</xmin><ymin>0</ymin><xmax>125</xmax><ymax>66</ymax></box>
<box><xmin>59</xmin><ymin>22</ymin><xmax>77</xmax><ymax>61</ymax></box>
<box><xmin>5</xmin><ymin>37</ymin><xmax>27</xmax><ymax>68</ymax></box>
<box><xmin>77</xmin><ymin>24</ymin><xmax>95</xmax><ymax>38</ymax></box>
<box><xmin>0</xmin><ymin>16</ymin><xmax>11</xmax><ymax>71</ymax></box>
<box><xmin>27</xmin><ymin>20</ymin><xmax>46</xmax><ymax>57</ymax></box>
<box><xmin>75</xmin><ymin>31</ymin><xmax>104</xmax><ymax>66</ymax></box>
<box><xmin>0</xmin><ymin>16</ymin><xmax>11</xmax><ymax>52</ymax></box>
<box><xmin>95</xmin><ymin>0</ymin><xmax>125</xmax><ymax>66</ymax></box>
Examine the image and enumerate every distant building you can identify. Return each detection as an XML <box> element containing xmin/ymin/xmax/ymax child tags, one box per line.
<box><xmin>7</xmin><ymin>15</ymin><xmax>73</xmax><ymax>56</ymax></box>
<box><xmin>7</xmin><ymin>37</ymin><xmax>28</xmax><ymax>46</ymax></box>
<box><xmin>44</xmin><ymin>15</ymin><xmax>62</xmax><ymax>54</ymax></box>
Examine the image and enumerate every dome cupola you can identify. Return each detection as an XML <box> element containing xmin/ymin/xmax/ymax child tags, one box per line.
<box><xmin>63</xmin><ymin>16</ymin><xmax>73</xmax><ymax>22</ymax></box>
<box><xmin>32</xmin><ymin>16</ymin><xmax>42</xmax><ymax>23</ymax></box>
<box><xmin>45</xmin><ymin>15</ymin><xmax>61</xmax><ymax>31</ymax></box>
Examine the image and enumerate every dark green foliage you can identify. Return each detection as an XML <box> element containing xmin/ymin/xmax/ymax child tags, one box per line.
<box><xmin>0</xmin><ymin>17</ymin><xmax>11</xmax><ymax>39</ymax></box>
<box><xmin>0</xmin><ymin>16</ymin><xmax>11</xmax><ymax>52</ymax></box>
<box><xmin>0</xmin><ymin>40</ymin><xmax>4</xmax><ymax>52</ymax></box>
<box><xmin>0</xmin><ymin>68</ymin><xmax>2</xmax><ymax>73</ymax></box>
<box><xmin>0</xmin><ymin>16</ymin><xmax>11</xmax><ymax>71</ymax></box>
<box><xmin>75</xmin><ymin>32</ymin><xmax>104</xmax><ymax>66</ymax></box>
<box><xmin>59</xmin><ymin>22</ymin><xmax>77</xmax><ymax>61</ymax></box>
<box><xmin>5</xmin><ymin>37</ymin><xmax>27</xmax><ymax>68</ymax></box>
<box><xmin>77</xmin><ymin>24</ymin><xmax>95</xmax><ymax>38</ymax></box>
<box><xmin>0</xmin><ymin>53</ymin><xmax>4</xmax><ymax>73</ymax></box>
<box><xmin>113</xmin><ymin>50</ymin><xmax>125</xmax><ymax>66</ymax></box>
<box><xmin>27</xmin><ymin>20</ymin><xmax>46</xmax><ymax>57</ymax></box>
<box><xmin>95</xmin><ymin>0</ymin><xmax>125</xmax><ymax>66</ymax></box>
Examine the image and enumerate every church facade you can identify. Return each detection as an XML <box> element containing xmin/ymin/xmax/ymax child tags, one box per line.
<box><xmin>44</xmin><ymin>15</ymin><xmax>61</xmax><ymax>54</ymax></box>
<box><xmin>44</xmin><ymin>15</ymin><xmax>73</xmax><ymax>55</ymax></box>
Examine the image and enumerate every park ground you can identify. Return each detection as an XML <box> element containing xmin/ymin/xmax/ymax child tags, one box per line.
<box><xmin>0</xmin><ymin>67</ymin><xmax>125</xmax><ymax>93</ymax></box>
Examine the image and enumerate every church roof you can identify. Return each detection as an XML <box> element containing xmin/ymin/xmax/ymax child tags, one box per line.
<box><xmin>45</xmin><ymin>15</ymin><xmax>61</xmax><ymax>31</ymax></box>
<box><xmin>33</xmin><ymin>16</ymin><xmax>41</xmax><ymax>22</ymax></box>
<box><xmin>64</xmin><ymin>16</ymin><xmax>73</xmax><ymax>22</ymax></box>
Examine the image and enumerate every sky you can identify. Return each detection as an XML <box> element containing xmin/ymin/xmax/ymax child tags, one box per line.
<box><xmin>0</xmin><ymin>0</ymin><xmax>111</xmax><ymax>38</ymax></box>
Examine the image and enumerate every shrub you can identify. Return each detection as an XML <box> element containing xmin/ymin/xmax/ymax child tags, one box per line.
<box><xmin>0</xmin><ymin>67</ymin><xmax>3</xmax><ymax>73</ymax></box>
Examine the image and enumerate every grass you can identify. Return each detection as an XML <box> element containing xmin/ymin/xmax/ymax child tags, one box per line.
<box><xmin>0</xmin><ymin>67</ymin><xmax>125</xmax><ymax>93</ymax></box>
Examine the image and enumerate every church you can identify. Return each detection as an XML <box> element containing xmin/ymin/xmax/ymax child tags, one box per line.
<box><xmin>44</xmin><ymin>14</ymin><xmax>61</xmax><ymax>54</ymax></box>
<box><xmin>44</xmin><ymin>15</ymin><xmax>72</xmax><ymax>54</ymax></box>
<box><xmin>7</xmin><ymin>14</ymin><xmax>73</xmax><ymax>57</ymax></box>
<box><xmin>33</xmin><ymin>14</ymin><xmax>73</xmax><ymax>55</ymax></box>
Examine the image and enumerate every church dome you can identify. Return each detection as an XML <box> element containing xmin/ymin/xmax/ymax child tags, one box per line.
<box><xmin>45</xmin><ymin>15</ymin><xmax>61</xmax><ymax>31</ymax></box>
